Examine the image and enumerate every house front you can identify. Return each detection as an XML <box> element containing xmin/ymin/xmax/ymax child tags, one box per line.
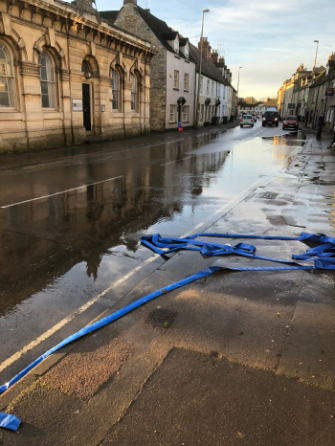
<box><xmin>102</xmin><ymin>0</ymin><xmax>196</xmax><ymax>132</ymax></box>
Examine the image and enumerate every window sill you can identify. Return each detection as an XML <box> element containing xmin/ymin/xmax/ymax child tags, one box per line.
<box><xmin>173</xmin><ymin>88</ymin><xmax>179</xmax><ymax>91</ymax></box>
<box><xmin>169</xmin><ymin>122</ymin><xmax>177</xmax><ymax>124</ymax></box>
<box><xmin>185</xmin><ymin>60</ymin><xmax>190</xmax><ymax>64</ymax></box>
<box><xmin>0</xmin><ymin>108</ymin><xmax>19</xmax><ymax>113</ymax></box>
<box><xmin>184</xmin><ymin>90</ymin><xmax>189</xmax><ymax>93</ymax></box>
<box><xmin>174</xmin><ymin>55</ymin><xmax>180</xmax><ymax>59</ymax></box>
<box><xmin>42</xmin><ymin>108</ymin><xmax>58</xmax><ymax>113</ymax></box>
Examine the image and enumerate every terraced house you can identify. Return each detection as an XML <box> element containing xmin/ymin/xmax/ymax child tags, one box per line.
<box><xmin>0</xmin><ymin>0</ymin><xmax>155</xmax><ymax>152</ymax></box>
<box><xmin>101</xmin><ymin>0</ymin><xmax>196</xmax><ymax>131</ymax></box>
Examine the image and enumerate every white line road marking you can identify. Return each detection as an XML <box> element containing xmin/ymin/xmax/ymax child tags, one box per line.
<box><xmin>0</xmin><ymin>254</ymin><xmax>160</xmax><ymax>374</ymax></box>
<box><xmin>160</xmin><ymin>155</ymin><xmax>195</xmax><ymax>166</ymax></box>
<box><xmin>1</xmin><ymin>176</ymin><xmax>124</xmax><ymax>209</ymax></box>
<box><xmin>194</xmin><ymin>223</ymin><xmax>204</xmax><ymax>230</ymax></box>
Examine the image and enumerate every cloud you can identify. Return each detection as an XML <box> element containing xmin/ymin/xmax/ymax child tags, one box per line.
<box><xmin>95</xmin><ymin>0</ymin><xmax>334</xmax><ymax>98</ymax></box>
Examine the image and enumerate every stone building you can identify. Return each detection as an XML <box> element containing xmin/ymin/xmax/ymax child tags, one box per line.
<box><xmin>0</xmin><ymin>0</ymin><xmax>155</xmax><ymax>152</ymax></box>
<box><xmin>101</xmin><ymin>0</ymin><xmax>196</xmax><ymax>132</ymax></box>
<box><xmin>305</xmin><ymin>56</ymin><xmax>335</xmax><ymax>131</ymax></box>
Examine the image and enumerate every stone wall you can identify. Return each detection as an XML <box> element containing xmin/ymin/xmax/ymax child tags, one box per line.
<box><xmin>114</xmin><ymin>4</ymin><xmax>166</xmax><ymax>132</ymax></box>
<box><xmin>0</xmin><ymin>0</ymin><xmax>154</xmax><ymax>153</ymax></box>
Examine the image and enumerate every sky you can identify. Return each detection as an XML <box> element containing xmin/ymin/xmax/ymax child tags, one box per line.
<box><xmin>94</xmin><ymin>0</ymin><xmax>334</xmax><ymax>100</ymax></box>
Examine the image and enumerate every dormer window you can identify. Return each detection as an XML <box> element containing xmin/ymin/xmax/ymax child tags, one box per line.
<box><xmin>184</xmin><ymin>46</ymin><xmax>189</xmax><ymax>58</ymax></box>
<box><xmin>174</xmin><ymin>40</ymin><xmax>179</xmax><ymax>53</ymax></box>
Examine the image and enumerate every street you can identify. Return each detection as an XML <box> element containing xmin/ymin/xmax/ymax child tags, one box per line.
<box><xmin>0</xmin><ymin>120</ymin><xmax>305</xmax><ymax>385</ymax></box>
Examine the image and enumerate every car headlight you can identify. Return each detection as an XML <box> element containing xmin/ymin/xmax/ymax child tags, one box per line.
<box><xmin>274</xmin><ymin>118</ymin><xmax>278</xmax><ymax>121</ymax></box>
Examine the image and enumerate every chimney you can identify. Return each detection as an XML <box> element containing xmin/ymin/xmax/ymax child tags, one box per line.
<box><xmin>327</xmin><ymin>52</ymin><xmax>335</xmax><ymax>68</ymax></box>
<box><xmin>218</xmin><ymin>56</ymin><xmax>225</xmax><ymax>64</ymax></box>
<box><xmin>124</xmin><ymin>0</ymin><xmax>137</xmax><ymax>4</ymax></box>
<box><xmin>198</xmin><ymin>37</ymin><xmax>211</xmax><ymax>58</ymax></box>
<box><xmin>211</xmin><ymin>49</ymin><xmax>218</xmax><ymax>64</ymax></box>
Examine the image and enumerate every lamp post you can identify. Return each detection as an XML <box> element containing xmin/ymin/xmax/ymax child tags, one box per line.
<box><xmin>237</xmin><ymin>67</ymin><xmax>242</xmax><ymax>96</ymax></box>
<box><xmin>195</xmin><ymin>9</ymin><xmax>210</xmax><ymax>128</ymax></box>
<box><xmin>312</xmin><ymin>40</ymin><xmax>319</xmax><ymax>75</ymax></box>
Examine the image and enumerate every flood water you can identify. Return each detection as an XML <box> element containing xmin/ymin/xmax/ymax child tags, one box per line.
<box><xmin>0</xmin><ymin>123</ymin><xmax>305</xmax><ymax>382</ymax></box>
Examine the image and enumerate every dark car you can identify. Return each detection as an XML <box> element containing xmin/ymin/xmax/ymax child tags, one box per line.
<box><xmin>282</xmin><ymin>115</ymin><xmax>299</xmax><ymax>131</ymax></box>
<box><xmin>262</xmin><ymin>111</ymin><xmax>280</xmax><ymax>127</ymax></box>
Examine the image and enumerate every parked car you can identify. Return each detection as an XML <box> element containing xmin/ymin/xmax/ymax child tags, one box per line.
<box><xmin>262</xmin><ymin>111</ymin><xmax>279</xmax><ymax>127</ymax></box>
<box><xmin>282</xmin><ymin>115</ymin><xmax>299</xmax><ymax>131</ymax></box>
<box><xmin>240</xmin><ymin>115</ymin><xmax>254</xmax><ymax>128</ymax></box>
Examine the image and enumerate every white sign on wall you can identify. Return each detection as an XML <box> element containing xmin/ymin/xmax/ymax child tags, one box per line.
<box><xmin>72</xmin><ymin>99</ymin><xmax>83</xmax><ymax>112</ymax></box>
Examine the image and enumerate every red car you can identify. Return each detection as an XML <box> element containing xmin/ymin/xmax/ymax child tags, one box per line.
<box><xmin>282</xmin><ymin>115</ymin><xmax>299</xmax><ymax>131</ymax></box>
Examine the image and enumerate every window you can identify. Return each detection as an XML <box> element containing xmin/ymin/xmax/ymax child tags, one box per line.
<box><xmin>39</xmin><ymin>51</ymin><xmax>56</xmax><ymax>108</ymax></box>
<box><xmin>211</xmin><ymin>82</ymin><xmax>214</xmax><ymax>96</ymax></box>
<box><xmin>200</xmin><ymin>76</ymin><xmax>203</xmax><ymax>93</ymax></box>
<box><xmin>184</xmin><ymin>46</ymin><xmax>189</xmax><ymax>58</ymax></box>
<box><xmin>110</xmin><ymin>69</ymin><xmax>120</xmax><ymax>111</ymax></box>
<box><xmin>206</xmin><ymin>80</ymin><xmax>210</xmax><ymax>95</ymax></box>
<box><xmin>313</xmin><ymin>89</ymin><xmax>317</xmax><ymax>103</ymax></box>
<box><xmin>182</xmin><ymin>105</ymin><xmax>189</xmax><ymax>123</ymax></box>
<box><xmin>200</xmin><ymin>104</ymin><xmax>204</xmax><ymax>121</ymax></box>
<box><xmin>217</xmin><ymin>105</ymin><xmax>220</xmax><ymax>117</ymax></box>
<box><xmin>174</xmin><ymin>40</ymin><xmax>179</xmax><ymax>53</ymax></box>
<box><xmin>0</xmin><ymin>41</ymin><xmax>15</xmax><ymax>108</ymax></box>
<box><xmin>174</xmin><ymin>70</ymin><xmax>179</xmax><ymax>89</ymax></box>
<box><xmin>169</xmin><ymin>105</ymin><xmax>177</xmax><ymax>123</ymax></box>
<box><xmin>184</xmin><ymin>73</ymin><xmax>189</xmax><ymax>91</ymax></box>
<box><xmin>131</xmin><ymin>74</ymin><xmax>137</xmax><ymax>111</ymax></box>
<box><xmin>326</xmin><ymin>109</ymin><xmax>330</xmax><ymax>122</ymax></box>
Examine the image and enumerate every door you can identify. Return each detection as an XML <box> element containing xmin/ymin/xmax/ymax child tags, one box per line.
<box><xmin>82</xmin><ymin>84</ymin><xmax>91</xmax><ymax>131</ymax></box>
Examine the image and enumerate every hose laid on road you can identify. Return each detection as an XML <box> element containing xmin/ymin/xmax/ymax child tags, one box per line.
<box><xmin>1</xmin><ymin>231</ymin><xmax>334</xmax><ymax>431</ymax></box>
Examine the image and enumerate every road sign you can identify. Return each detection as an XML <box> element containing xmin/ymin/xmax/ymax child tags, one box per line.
<box><xmin>325</xmin><ymin>89</ymin><xmax>334</xmax><ymax>97</ymax></box>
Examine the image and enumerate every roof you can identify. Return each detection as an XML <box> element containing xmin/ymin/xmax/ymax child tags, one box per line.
<box><xmin>179</xmin><ymin>37</ymin><xmax>189</xmax><ymax>47</ymax></box>
<box><xmin>100</xmin><ymin>10</ymin><xmax>118</xmax><ymax>22</ymax></box>
<box><xmin>189</xmin><ymin>43</ymin><xmax>230</xmax><ymax>86</ymax></box>
<box><xmin>135</xmin><ymin>6</ymin><xmax>189</xmax><ymax>58</ymax></box>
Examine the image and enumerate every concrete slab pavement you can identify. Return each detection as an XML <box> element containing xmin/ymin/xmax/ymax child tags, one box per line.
<box><xmin>1</xmin><ymin>130</ymin><xmax>335</xmax><ymax>445</ymax></box>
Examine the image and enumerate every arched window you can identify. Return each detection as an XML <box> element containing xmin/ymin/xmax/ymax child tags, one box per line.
<box><xmin>39</xmin><ymin>51</ymin><xmax>56</xmax><ymax>109</ymax></box>
<box><xmin>131</xmin><ymin>74</ymin><xmax>137</xmax><ymax>111</ymax></box>
<box><xmin>0</xmin><ymin>41</ymin><xmax>15</xmax><ymax>108</ymax></box>
<box><xmin>111</xmin><ymin>69</ymin><xmax>120</xmax><ymax>111</ymax></box>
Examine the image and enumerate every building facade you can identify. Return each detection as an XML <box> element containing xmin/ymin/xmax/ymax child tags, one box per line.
<box><xmin>190</xmin><ymin>39</ymin><xmax>236</xmax><ymax>127</ymax></box>
<box><xmin>102</xmin><ymin>0</ymin><xmax>196</xmax><ymax>132</ymax></box>
<box><xmin>0</xmin><ymin>0</ymin><xmax>154</xmax><ymax>153</ymax></box>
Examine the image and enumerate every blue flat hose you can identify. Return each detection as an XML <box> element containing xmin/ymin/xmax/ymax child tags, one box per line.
<box><xmin>1</xmin><ymin>231</ymin><xmax>334</xmax><ymax>430</ymax></box>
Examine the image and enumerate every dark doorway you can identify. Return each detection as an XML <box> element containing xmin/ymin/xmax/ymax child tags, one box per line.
<box><xmin>82</xmin><ymin>84</ymin><xmax>91</xmax><ymax>131</ymax></box>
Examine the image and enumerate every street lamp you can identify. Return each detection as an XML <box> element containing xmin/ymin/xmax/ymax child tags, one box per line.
<box><xmin>237</xmin><ymin>67</ymin><xmax>242</xmax><ymax>96</ymax></box>
<box><xmin>195</xmin><ymin>9</ymin><xmax>210</xmax><ymax>128</ymax></box>
<box><xmin>312</xmin><ymin>40</ymin><xmax>319</xmax><ymax>75</ymax></box>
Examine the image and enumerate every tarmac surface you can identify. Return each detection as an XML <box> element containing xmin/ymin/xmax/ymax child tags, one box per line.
<box><xmin>0</xmin><ymin>122</ymin><xmax>335</xmax><ymax>445</ymax></box>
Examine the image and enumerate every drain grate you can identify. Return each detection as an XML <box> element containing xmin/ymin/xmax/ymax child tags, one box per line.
<box><xmin>147</xmin><ymin>309</ymin><xmax>177</xmax><ymax>328</ymax></box>
<box><xmin>257</xmin><ymin>191</ymin><xmax>279</xmax><ymax>200</ymax></box>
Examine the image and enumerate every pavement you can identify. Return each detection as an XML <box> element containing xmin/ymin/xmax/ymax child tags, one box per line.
<box><xmin>1</xmin><ymin>126</ymin><xmax>335</xmax><ymax>445</ymax></box>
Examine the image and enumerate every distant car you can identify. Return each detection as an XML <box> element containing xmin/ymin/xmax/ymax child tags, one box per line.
<box><xmin>240</xmin><ymin>115</ymin><xmax>254</xmax><ymax>128</ymax></box>
<box><xmin>282</xmin><ymin>115</ymin><xmax>299</xmax><ymax>131</ymax></box>
<box><xmin>262</xmin><ymin>111</ymin><xmax>279</xmax><ymax>127</ymax></box>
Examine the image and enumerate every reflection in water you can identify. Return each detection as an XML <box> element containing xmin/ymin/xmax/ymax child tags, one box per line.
<box><xmin>0</xmin><ymin>136</ymin><xmax>229</xmax><ymax>315</ymax></box>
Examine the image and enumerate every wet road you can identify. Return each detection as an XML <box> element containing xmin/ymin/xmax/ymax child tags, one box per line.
<box><xmin>0</xmin><ymin>120</ymin><xmax>306</xmax><ymax>384</ymax></box>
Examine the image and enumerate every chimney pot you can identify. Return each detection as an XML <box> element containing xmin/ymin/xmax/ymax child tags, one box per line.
<box><xmin>124</xmin><ymin>0</ymin><xmax>137</xmax><ymax>4</ymax></box>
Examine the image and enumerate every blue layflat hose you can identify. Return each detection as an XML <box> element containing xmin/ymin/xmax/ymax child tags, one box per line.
<box><xmin>1</xmin><ymin>231</ymin><xmax>334</xmax><ymax>431</ymax></box>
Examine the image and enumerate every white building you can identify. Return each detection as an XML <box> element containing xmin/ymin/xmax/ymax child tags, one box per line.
<box><xmin>190</xmin><ymin>41</ymin><xmax>236</xmax><ymax>126</ymax></box>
